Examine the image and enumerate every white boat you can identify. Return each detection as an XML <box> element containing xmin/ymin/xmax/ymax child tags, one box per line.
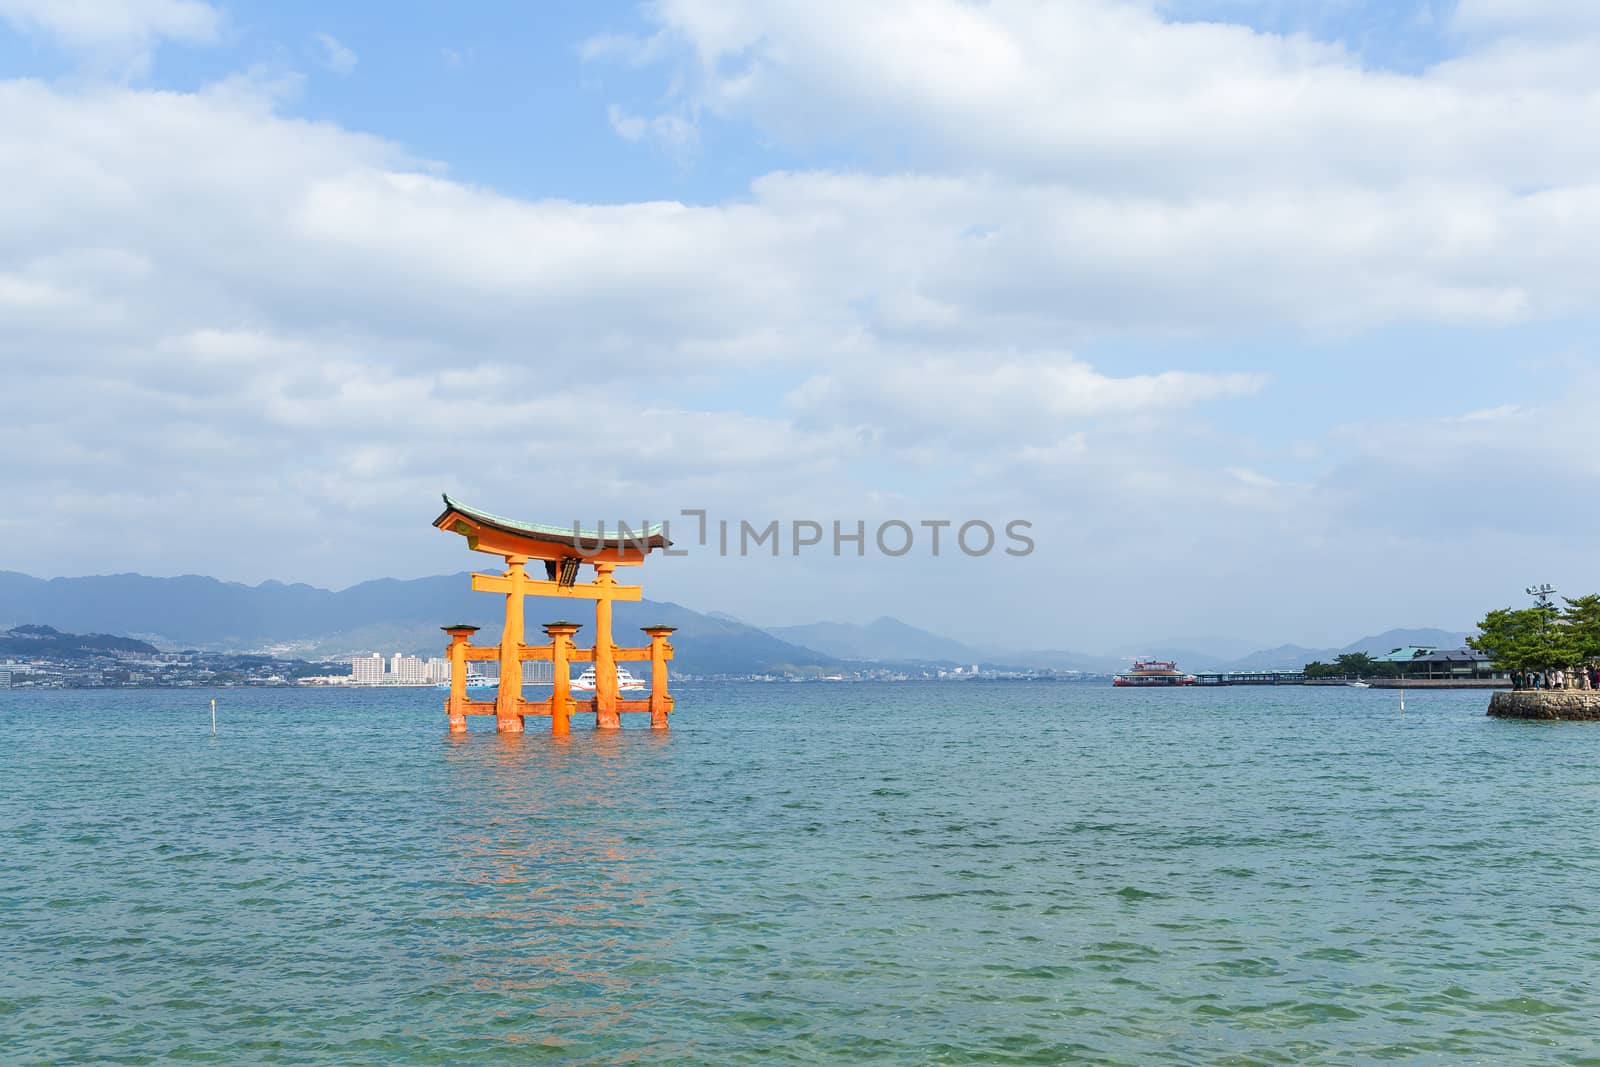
<box><xmin>571</xmin><ymin>665</ymin><xmax>647</xmax><ymax>692</ymax></box>
<box><xmin>1347</xmin><ymin>681</ymin><xmax>1372</xmax><ymax>688</ymax></box>
<box><xmin>435</xmin><ymin>669</ymin><xmax>496</xmax><ymax>691</ymax></box>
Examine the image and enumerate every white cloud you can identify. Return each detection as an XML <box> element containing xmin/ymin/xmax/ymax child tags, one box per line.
<box><xmin>1450</xmin><ymin>0</ymin><xmax>1600</xmax><ymax>36</ymax></box>
<box><xmin>607</xmin><ymin>104</ymin><xmax>698</xmax><ymax>156</ymax></box>
<box><xmin>311</xmin><ymin>32</ymin><xmax>358</xmax><ymax>76</ymax></box>
<box><xmin>0</xmin><ymin>73</ymin><xmax>1282</xmax><ymax>593</ymax></box>
<box><xmin>1324</xmin><ymin>387</ymin><xmax>1600</xmax><ymax>538</ymax></box>
<box><xmin>611</xmin><ymin>0</ymin><xmax>1600</xmax><ymax>191</ymax></box>
<box><xmin>4</xmin><ymin>2</ymin><xmax>1598</xmax><ymax>645</ymax></box>
<box><xmin>564</xmin><ymin>1</ymin><xmax>1600</xmax><ymax>341</ymax></box>
<box><xmin>789</xmin><ymin>354</ymin><xmax>1266</xmax><ymax>444</ymax></box>
<box><xmin>0</xmin><ymin>0</ymin><xmax>219</xmax><ymax>76</ymax></box>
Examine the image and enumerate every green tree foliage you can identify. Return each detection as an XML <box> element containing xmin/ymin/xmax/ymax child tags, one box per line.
<box><xmin>1335</xmin><ymin>652</ymin><xmax>1374</xmax><ymax>676</ymax></box>
<box><xmin>1311</xmin><ymin>595</ymin><xmax>1600</xmax><ymax>679</ymax></box>
<box><xmin>1469</xmin><ymin>604</ymin><xmax>1577</xmax><ymax>671</ymax></box>
<box><xmin>1561</xmin><ymin>595</ymin><xmax>1600</xmax><ymax>663</ymax></box>
<box><xmin>1301</xmin><ymin>653</ymin><xmax>1401</xmax><ymax>679</ymax></box>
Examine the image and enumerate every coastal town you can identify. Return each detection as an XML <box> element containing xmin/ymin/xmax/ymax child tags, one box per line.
<box><xmin>0</xmin><ymin>635</ymin><xmax>1078</xmax><ymax>689</ymax></box>
<box><xmin>0</xmin><ymin>620</ymin><xmax>1516</xmax><ymax>691</ymax></box>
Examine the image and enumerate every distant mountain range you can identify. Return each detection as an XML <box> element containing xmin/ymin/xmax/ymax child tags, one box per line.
<box><xmin>1207</xmin><ymin>629</ymin><xmax>1472</xmax><ymax>671</ymax></box>
<box><xmin>0</xmin><ymin>624</ymin><xmax>159</xmax><ymax>660</ymax></box>
<box><xmin>766</xmin><ymin>617</ymin><xmax>979</xmax><ymax>664</ymax></box>
<box><xmin>0</xmin><ymin>571</ymin><xmax>833</xmax><ymax>676</ymax></box>
<box><xmin>0</xmin><ymin>570</ymin><xmax>1472</xmax><ymax>676</ymax></box>
<box><xmin>772</xmin><ymin>621</ymin><xmax>1474</xmax><ymax>674</ymax></box>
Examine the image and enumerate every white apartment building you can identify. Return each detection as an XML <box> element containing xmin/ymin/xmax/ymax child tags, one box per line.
<box><xmin>351</xmin><ymin>653</ymin><xmax>385</xmax><ymax>684</ymax></box>
<box><xmin>390</xmin><ymin>653</ymin><xmax>426</xmax><ymax>684</ymax></box>
<box><xmin>425</xmin><ymin>657</ymin><xmax>449</xmax><ymax>683</ymax></box>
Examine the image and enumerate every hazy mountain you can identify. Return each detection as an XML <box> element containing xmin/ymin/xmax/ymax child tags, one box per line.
<box><xmin>767</xmin><ymin>616</ymin><xmax>979</xmax><ymax>664</ymax></box>
<box><xmin>1215</xmin><ymin>644</ymin><xmax>1333</xmax><ymax>671</ymax></box>
<box><xmin>1216</xmin><ymin>628</ymin><xmax>1473</xmax><ymax>671</ymax></box>
<box><xmin>988</xmin><ymin>649</ymin><xmax>1128</xmax><ymax>674</ymax></box>
<box><xmin>0</xmin><ymin>571</ymin><xmax>836</xmax><ymax>676</ymax></box>
<box><xmin>1145</xmin><ymin>633</ymin><xmax>1267</xmax><ymax>659</ymax></box>
<box><xmin>770</xmin><ymin>616</ymin><xmax>1125</xmax><ymax>672</ymax></box>
<box><xmin>1137</xmin><ymin>636</ymin><xmax>1263</xmax><ymax>661</ymax></box>
<box><xmin>0</xmin><ymin>624</ymin><xmax>160</xmax><ymax>660</ymax></box>
<box><xmin>0</xmin><ymin>570</ymin><xmax>444</xmax><ymax>649</ymax></box>
<box><xmin>1102</xmin><ymin>646</ymin><xmax>1233</xmax><ymax>671</ymax></box>
<box><xmin>0</xmin><ymin>569</ymin><xmax>1475</xmax><ymax>677</ymax></box>
<box><xmin>1004</xmin><ymin>627</ymin><xmax>1473</xmax><ymax>674</ymax></box>
<box><xmin>1340</xmin><ymin>628</ymin><xmax>1470</xmax><ymax>655</ymax></box>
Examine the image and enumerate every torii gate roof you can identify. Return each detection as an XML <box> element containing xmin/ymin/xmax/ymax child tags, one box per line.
<box><xmin>434</xmin><ymin>494</ymin><xmax>670</xmax><ymax>563</ymax></box>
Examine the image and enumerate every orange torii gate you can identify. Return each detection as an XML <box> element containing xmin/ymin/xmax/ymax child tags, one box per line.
<box><xmin>433</xmin><ymin>495</ymin><xmax>676</xmax><ymax>735</ymax></box>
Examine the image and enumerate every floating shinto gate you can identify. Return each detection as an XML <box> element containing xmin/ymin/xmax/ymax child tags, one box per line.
<box><xmin>434</xmin><ymin>495</ymin><xmax>675</xmax><ymax>734</ymax></box>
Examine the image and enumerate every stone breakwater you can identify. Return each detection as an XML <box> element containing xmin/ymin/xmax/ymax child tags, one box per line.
<box><xmin>1488</xmin><ymin>690</ymin><xmax>1600</xmax><ymax>721</ymax></box>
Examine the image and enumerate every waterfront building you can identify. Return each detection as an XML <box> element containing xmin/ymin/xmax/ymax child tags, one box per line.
<box><xmin>425</xmin><ymin>657</ymin><xmax>449</xmax><ymax>683</ymax></box>
<box><xmin>390</xmin><ymin>653</ymin><xmax>426</xmax><ymax>683</ymax></box>
<box><xmin>1194</xmin><ymin>669</ymin><xmax>1305</xmax><ymax>686</ymax></box>
<box><xmin>351</xmin><ymin>653</ymin><xmax>384</xmax><ymax>684</ymax></box>
<box><xmin>1378</xmin><ymin>646</ymin><xmax>1504</xmax><ymax>681</ymax></box>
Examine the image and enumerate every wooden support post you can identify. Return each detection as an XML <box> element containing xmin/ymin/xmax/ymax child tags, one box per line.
<box><xmin>642</xmin><ymin>626</ymin><xmax>676</xmax><ymax>730</ymax></box>
<box><xmin>496</xmin><ymin>557</ymin><xmax>528</xmax><ymax>733</ymax></box>
<box><xmin>441</xmin><ymin>624</ymin><xmax>480</xmax><ymax>733</ymax></box>
<box><xmin>593</xmin><ymin>561</ymin><xmax>620</xmax><ymax>729</ymax></box>
<box><xmin>545</xmin><ymin>622</ymin><xmax>580</xmax><ymax>736</ymax></box>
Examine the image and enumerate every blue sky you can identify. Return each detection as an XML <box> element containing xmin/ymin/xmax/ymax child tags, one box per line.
<box><xmin>1</xmin><ymin>0</ymin><xmax>1596</xmax><ymax>652</ymax></box>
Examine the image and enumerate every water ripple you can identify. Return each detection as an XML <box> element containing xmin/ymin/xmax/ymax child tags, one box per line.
<box><xmin>4</xmin><ymin>683</ymin><xmax>1600</xmax><ymax>1064</ymax></box>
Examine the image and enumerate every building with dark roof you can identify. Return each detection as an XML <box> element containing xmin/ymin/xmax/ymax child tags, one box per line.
<box><xmin>1377</xmin><ymin>645</ymin><xmax>1503</xmax><ymax>681</ymax></box>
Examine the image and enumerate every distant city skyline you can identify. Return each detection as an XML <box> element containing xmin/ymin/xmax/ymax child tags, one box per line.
<box><xmin>348</xmin><ymin>652</ymin><xmax>448</xmax><ymax>686</ymax></box>
<box><xmin>2</xmin><ymin>1</ymin><xmax>1596</xmax><ymax>649</ymax></box>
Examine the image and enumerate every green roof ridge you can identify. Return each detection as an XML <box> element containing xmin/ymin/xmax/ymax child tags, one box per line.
<box><xmin>441</xmin><ymin>494</ymin><xmax>665</xmax><ymax>540</ymax></box>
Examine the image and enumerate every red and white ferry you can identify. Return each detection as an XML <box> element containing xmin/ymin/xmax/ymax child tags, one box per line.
<box><xmin>1113</xmin><ymin>660</ymin><xmax>1197</xmax><ymax>687</ymax></box>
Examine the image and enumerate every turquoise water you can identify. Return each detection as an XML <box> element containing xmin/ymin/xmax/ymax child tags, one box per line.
<box><xmin>3</xmin><ymin>683</ymin><xmax>1599</xmax><ymax>1065</ymax></box>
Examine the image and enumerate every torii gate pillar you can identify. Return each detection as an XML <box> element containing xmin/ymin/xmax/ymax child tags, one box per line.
<box><xmin>593</xmin><ymin>561</ymin><xmax>620</xmax><ymax>728</ymax></box>
<box><xmin>495</xmin><ymin>557</ymin><xmax>530</xmax><ymax>733</ymax></box>
<box><xmin>544</xmin><ymin>621</ymin><xmax>581</xmax><ymax>736</ymax></box>
<box><xmin>442</xmin><ymin>624</ymin><xmax>479</xmax><ymax>733</ymax></box>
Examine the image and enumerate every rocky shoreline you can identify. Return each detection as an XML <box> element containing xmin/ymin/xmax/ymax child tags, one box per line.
<box><xmin>1487</xmin><ymin>690</ymin><xmax>1600</xmax><ymax>721</ymax></box>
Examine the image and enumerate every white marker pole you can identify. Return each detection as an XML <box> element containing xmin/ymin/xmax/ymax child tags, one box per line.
<box><xmin>1399</xmin><ymin>689</ymin><xmax>1405</xmax><ymax>713</ymax></box>
<box><xmin>211</xmin><ymin>697</ymin><xmax>217</xmax><ymax>735</ymax></box>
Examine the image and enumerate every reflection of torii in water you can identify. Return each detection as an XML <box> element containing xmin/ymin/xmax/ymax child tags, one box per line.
<box><xmin>432</xmin><ymin>495</ymin><xmax>676</xmax><ymax>735</ymax></box>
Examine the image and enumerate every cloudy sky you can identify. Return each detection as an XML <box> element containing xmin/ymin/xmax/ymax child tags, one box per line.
<box><xmin>2</xmin><ymin>0</ymin><xmax>1596</xmax><ymax>651</ymax></box>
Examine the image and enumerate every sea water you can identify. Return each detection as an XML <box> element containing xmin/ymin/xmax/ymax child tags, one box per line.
<box><xmin>3</xmin><ymin>683</ymin><xmax>1598</xmax><ymax>1064</ymax></box>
